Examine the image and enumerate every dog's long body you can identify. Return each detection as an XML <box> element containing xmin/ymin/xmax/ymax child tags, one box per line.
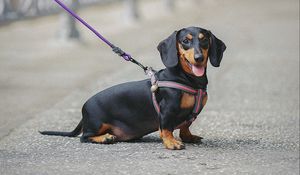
<box><xmin>40</xmin><ymin>27</ymin><xmax>226</xmax><ymax>150</ymax></box>
<box><xmin>81</xmin><ymin>79</ymin><xmax>158</xmax><ymax>141</ymax></box>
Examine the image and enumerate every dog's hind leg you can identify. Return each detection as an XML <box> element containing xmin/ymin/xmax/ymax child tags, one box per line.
<box><xmin>80</xmin><ymin>121</ymin><xmax>117</xmax><ymax>144</ymax></box>
<box><xmin>87</xmin><ymin>123</ymin><xmax>116</xmax><ymax>144</ymax></box>
<box><xmin>80</xmin><ymin>104</ymin><xmax>117</xmax><ymax>144</ymax></box>
<box><xmin>88</xmin><ymin>133</ymin><xmax>116</xmax><ymax>144</ymax></box>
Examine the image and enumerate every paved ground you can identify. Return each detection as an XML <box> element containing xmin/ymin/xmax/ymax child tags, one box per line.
<box><xmin>0</xmin><ymin>0</ymin><xmax>299</xmax><ymax>174</ymax></box>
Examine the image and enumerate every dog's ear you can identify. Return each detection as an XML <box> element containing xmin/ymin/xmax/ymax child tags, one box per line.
<box><xmin>208</xmin><ymin>31</ymin><xmax>226</xmax><ymax>67</ymax></box>
<box><xmin>157</xmin><ymin>31</ymin><xmax>178</xmax><ymax>68</ymax></box>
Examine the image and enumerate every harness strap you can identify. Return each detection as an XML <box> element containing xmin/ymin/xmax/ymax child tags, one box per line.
<box><xmin>151</xmin><ymin>80</ymin><xmax>207</xmax><ymax>117</ymax></box>
<box><xmin>152</xmin><ymin>93</ymin><xmax>160</xmax><ymax>113</ymax></box>
<box><xmin>156</xmin><ymin>81</ymin><xmax>198</xmax><ymax>95</ymax></box>
<box><xmin>194</xmin><ymin>89</ymin><xmax>205</xmax><ymax>114</ymax></box>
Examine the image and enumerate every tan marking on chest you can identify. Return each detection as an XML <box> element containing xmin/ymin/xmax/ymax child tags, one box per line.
<box><xmin>180</xmin><ymin>92</ymin><xmax>195</xmax><ymax>109</ymax></box>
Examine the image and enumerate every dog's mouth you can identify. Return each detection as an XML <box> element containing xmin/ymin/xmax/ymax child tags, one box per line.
<box><xmin>184</xmin><ymin>58</ymin><xmax>205</xmax><ymax>77</ymax></box>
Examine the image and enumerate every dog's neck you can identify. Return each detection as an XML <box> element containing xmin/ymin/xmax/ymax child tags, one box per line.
<box><xmin>156</xmin><ymin>67</ymin><xmax>208</xmax><ymax>90</ymax></box>
<box><xmin>182</xmin><ymin>68</ymin><xmax>208</xmax><ymax>89</ymax></box>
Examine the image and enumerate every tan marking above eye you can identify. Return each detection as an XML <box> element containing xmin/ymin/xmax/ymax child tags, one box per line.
<box><xmin>199</xmin><ymin>33</ymin><xmax>204</xmax><ymax>39</ymax></box>
<box><xmin>186</xmin><ymin>34</ymin><xmax>193</xmax><ymax>40</ymax></box>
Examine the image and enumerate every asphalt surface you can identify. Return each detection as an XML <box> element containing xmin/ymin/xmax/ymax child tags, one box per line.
<box><xmin>0</xmin><ymin>0</ymin><xmax>299</xmax><ymax>174</ymax></box>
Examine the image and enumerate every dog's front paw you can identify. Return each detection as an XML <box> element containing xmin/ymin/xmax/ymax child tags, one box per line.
<box><xmin>180</xmin><ymin>134</ymin><xmax>203</xmax><ymax>143</ymax></box>
<box><xmin>160</xmin><ymin>129</ymin><xmax>185</xmax><ymax>150</ymax></box>
<box><xmin>162</xmin><ymin>138</ymin><xmax>185</xmax><ymax>150</ymax></box>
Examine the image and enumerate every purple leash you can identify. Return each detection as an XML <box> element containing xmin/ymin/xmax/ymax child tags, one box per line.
<box><xmin>54</xmin><ymin>0</ymin><xmax>149</xmax><ymax>72</ymax></box>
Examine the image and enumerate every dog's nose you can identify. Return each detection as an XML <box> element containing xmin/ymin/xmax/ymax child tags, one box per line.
<box><xmin>194</xmin><ymin>53</ymin><xmax>204</xmax><ymax>62</ymax></box>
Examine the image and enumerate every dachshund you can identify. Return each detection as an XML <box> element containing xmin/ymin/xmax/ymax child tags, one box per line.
<box><xmin>40</xmin><ymin>26</ymin><xmax>226</xmax><ymax>150</ymax></box>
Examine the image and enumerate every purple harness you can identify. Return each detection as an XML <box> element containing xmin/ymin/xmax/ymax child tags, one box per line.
<box><xmin>151</xmin><ymin>77</ymin><xmax>207</xmax><ymax>128</ymax></box>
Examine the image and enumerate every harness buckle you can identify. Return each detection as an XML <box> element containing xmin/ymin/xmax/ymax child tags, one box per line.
<box><xmin>151</xmin><ymin>84</ymin><xmax>159</xmax><ymax>92</ymax></box>
<box><xmin>147</xmin><ymin>67</ymin><xmax>159</xmax><ymax>92</ymax></box>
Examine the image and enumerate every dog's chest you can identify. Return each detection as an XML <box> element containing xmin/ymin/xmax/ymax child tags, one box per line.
<box><xmin>180</xmin><ymin>92</ymin><xmax>195</xmax><ymax>109</ymax></box>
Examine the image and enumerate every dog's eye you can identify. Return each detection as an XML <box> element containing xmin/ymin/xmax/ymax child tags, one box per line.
<box><xmin>182</xmin><ymin>39</ymin><xmax>190</xmax><ymax>44</ymax></box>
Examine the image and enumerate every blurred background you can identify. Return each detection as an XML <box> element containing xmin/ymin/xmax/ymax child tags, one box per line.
<box><xmin>0</xmin><ymin>0</ymin><xmax>299</xmax><ymax>145</ymax></box>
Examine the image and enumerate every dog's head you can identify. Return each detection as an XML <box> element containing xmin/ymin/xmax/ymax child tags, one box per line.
<box><xmin>157</xmin><ymin>27</ymin><xmax>226</xmax><ymax>77</ymax></box>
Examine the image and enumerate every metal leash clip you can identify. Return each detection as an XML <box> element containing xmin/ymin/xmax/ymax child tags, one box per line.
<box><xmin>146</xmin><ymin>67</ymin><xmax>159</xmax><ymax>92</ymax></box>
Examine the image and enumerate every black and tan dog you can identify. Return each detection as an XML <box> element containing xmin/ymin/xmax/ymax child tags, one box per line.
<box><xmin>40</xmin><ymin>27</ymin><xmax>226</xmax><ymax>150</ymax></box>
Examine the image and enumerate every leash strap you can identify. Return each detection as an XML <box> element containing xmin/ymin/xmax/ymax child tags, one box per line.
<box><xmin>54</xmin><ymin>0</ymin><xmax>149</xmax><ymax>73</ymax></box>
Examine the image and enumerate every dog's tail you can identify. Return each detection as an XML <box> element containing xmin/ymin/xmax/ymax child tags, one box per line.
<box><xmin>39</xmin><ymin>120</ymin><xmax>82</xmax><ymax>137</ymax></box>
